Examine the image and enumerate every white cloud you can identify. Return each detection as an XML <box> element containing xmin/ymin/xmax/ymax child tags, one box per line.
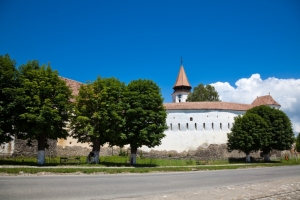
<box><xmin>211</xmin><ymin>74</ymin><xmax>300</xmax><ymax>134</ymax></box>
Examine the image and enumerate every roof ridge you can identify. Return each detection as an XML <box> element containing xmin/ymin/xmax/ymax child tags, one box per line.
<box><xmin>59</xmin><ymin>76</ymin><xmax>84</xmax><ymax>84</ymax></box>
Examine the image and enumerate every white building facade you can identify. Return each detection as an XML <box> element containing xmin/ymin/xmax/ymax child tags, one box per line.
<box><xmin>141</xmin><ymin>64</ymin><xmax>281</xmax><ymax>153</ymax></box>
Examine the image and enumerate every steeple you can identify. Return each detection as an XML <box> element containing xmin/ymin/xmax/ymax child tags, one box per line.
<box><xmin>172</xmin><ymin>62</ymin><xmax>192</xmax><ymax>103</ymax></box>
<box><xmin>173</xmin><ymin>65</ymin><xmax>192</xmax><ymax>90</ymax></box>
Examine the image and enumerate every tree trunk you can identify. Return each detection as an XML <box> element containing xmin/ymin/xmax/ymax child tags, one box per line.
<box><xmin>245</xmin><ymin>153</ymin><xmax>251</xmax><ymax>163</ymax></box>
<box><xmin>92</xmin><ymin>137</ymin><xmax>100</xmax><ymax>164</ymax></box>
<box><xmin>263</xmin><ymin>149</ymin><xmax>270</xmax><ymax>162</ymax></box>
<box><xmin>130</xmin><ymin>146</ymin><xmax>137</xmax><ymax>166</ymax></box>
<box><xmin>37</xmin><ymin>133</ymin><xmax>46</xmax><ymax>165</ymax></box>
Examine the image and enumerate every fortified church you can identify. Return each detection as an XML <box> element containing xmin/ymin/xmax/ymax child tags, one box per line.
<box><xmin>1</xmin><ymin>63</ymin><xmax>281</xmax><ymax>157</ymax></box>
<box><xmin>140</xmin><ymin>64</ymin><xmax>280</xmax><ymax>153</ymax></box>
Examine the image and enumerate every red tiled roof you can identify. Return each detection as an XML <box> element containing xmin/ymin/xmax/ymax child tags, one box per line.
<box><xmin>164</xmin><ymin>95</ymin><xmax>281</xmax><ymax>111</ymax></box>
<box><xmin>251</xmin><ymin>95</ymin><xmax>281</xmax><ymax>107</ymax></box>
<box><xmin>164</xmin><ymin>102</ymin><xmax>252</xmax><ymax>111</ymax></box>
<box><xmin>59</xmin><ymin>77</ymin><xmax>83</xmax><ymax>101</ymax></box>
<box><xmin>173</xmin><ymin>65</ymin><xmax>191</xmax><ymax>88</ymax></box>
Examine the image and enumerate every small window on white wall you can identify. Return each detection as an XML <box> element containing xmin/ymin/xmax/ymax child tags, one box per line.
<box><xmin>220</xmin><ymin>123</ymin><xmax>222</xmax><ymax>130</ymax></box>
<box><xmin>228</xmin><ymin>123</ymin><xmax>230</xmax><ymax>130</ymax></box>
<box><xmin>203</xmin><ymin>123</ymin><xmax>206</xmax><ymax>130</ymax></box>
<box><xmin>195</xmin><ymin>123</ymin><xmax>197</xmax><ymax>130</ymax></box>
<box><xmin>186</xmin><ymin>123</ymin><xmax>189</xmax><ymax>130</ymax></box>
<box><xmin>212</xmin><ymin>123</ymin><xmax>214</xmax><ymax>130</ymax></box>
<box><xmin>170</xmin><ymin>123</ymin><xmax>172</xmax><ymax>130</ymax></box>
<box><xmin>178</xmin><ymin>123</ymin><xmax>180</xmax><ymax>131</ymax></box>
<box><xmin>190</xmin><ymin>117</ymin><xmax>193</xmax><ymax>121</ymax></box>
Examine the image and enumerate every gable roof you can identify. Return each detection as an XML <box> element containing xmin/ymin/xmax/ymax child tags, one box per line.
<box><xmin>251</xmin><ymin>94</ymin><xmax>281</xmax><ymax>107</ymax></box>
<box><xmin>164</xmin><ymin>94</ymin><xmax>281</xmax><ymax>111</ymax></box>
<box><xmin>173</xmin><ymin>65</ymin><xmax>191</xmax><ymax>89</ymax></box>
<box><xmin>59</xmin><ymin>77</ymin><xmax>82</xmax><ymax>101</ymax></box>
<box><xmin>164</xmin><ymin>101</ymin><xmax>251</xmax><ymax>111</ymax></box>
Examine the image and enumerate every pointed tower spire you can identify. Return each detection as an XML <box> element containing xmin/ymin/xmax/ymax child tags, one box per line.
<box><xmin>173</xmin><ymin>64</ymin><xmax>191</xmax><ymax>89</ymax></box>
<box><xmin>172</xmin><ymin>61</ymin><xmax>192</xmax><ymax>103</ymax></box>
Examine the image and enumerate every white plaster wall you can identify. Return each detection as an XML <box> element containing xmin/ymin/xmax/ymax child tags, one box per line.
<box><xmin>141</xmin><ymin>109</ymin><xmax>245</xmax><ymax>152</ymax></box>
<box><xmin>172</xmin><ymin>91</ymin><xmax>189</xmax><ymax>103</ymax></box>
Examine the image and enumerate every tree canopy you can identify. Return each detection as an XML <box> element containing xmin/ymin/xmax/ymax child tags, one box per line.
<box><xmin>70</xmin><ymin>77</ymin><xmax>125</xmax><ymax>163</ymax></box>
<box><xmin>247</xmin><ymin>105</ymin><xmax>294</xmax><ymax>160</ymax></box>
<box><xmin>186</xmin><ymin>84</ymin><xmax>220</xmax><ymax>102</ymax></box>
<box><xmin>0</xmin><ymin>54</ymin><xmax>19</xmax><ymax>143</ymax></box>
<box><xmin>227</xmin><ymin>113</ymin><xmax>268</xmax><ymax>162</ymax></box>
<box><xmin>123</xmin><ymin>79</ymin><xmax>167</xmax><ymax>165</ymax></box>
<box><xmin>16</xmin><ymin>61</ymin><xmax>73</xmax><ymax>164</ymax></box>
<box><xmin>228</xmin><ymin>105</ymin><xmax>294</xmax><ymax>162</ymax></box>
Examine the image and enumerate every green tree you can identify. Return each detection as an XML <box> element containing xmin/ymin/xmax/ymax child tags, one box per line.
<box><xmin>70</xmin><ymin>77</ymin><xmax>125</xmax><ymax>163</ymax></box>
<box><xmin>186</xmin><ymin>84</ymin><xmax>220</xmax><ymax>102</ymax></box>
<box><xmin>123</xmin><ymin>79</ymin><xmax>168</xmax><ymax>165</ymax></box>
<box><xmin>17</xmin><ymin>61</ymin><xmax>73</xmax><ymax>165</ymax></box>
<box><xmin>295</xmin><ymin>133</ymin><xmax>300</xmax><ymax>153</ymax></box>
<box><xmin>247</xmin><ymin>105</ymin><xmax>294</xmax><ymax>161</ymax></box>
<box><xmin>227</xmin><ymin>113</ymin><xmax>268</xmax><ymax>162</ymax></box>
<box><xmin>0</xmin><ymin>54</ymin><xmax>19</xmax><ymax>144</ymax></box>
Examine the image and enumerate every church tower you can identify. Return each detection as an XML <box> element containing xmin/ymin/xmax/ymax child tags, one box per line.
<box><xmin>172</xmin><ymin>62</ymin><xmax>192</xmax><ymax>103</ymax></box>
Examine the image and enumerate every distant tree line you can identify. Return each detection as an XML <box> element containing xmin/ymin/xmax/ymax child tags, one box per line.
<box><xmin>0</xmin><ymin>54</ymin><xmax>167</xmax><ymax>165</ymax></box>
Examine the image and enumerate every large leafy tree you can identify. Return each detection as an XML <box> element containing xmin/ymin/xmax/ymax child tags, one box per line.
<box><xmin>227</xmin><ymin>113</ymin><xmax>268</xmax><ymax>162</ymax></box>
<box><xmin>123</xmin><ymin>79</ymin><xmax>168</xmax><ymax>165</ymax></box>
<box><xmin>0</xmin><ymin>54</ymin><xmax>19</xmax><ymax>144</ymax></box>
<box><xmin>186</xmin><ymin>84</ymin><xmax>220</xmax><ymax>102</ymax></box>
<box><xmin>247</xmin><ymin>105</ymin><xmax>294</xmax><ymax>161</ymax></box>
<box><xmin>70</xmin><ymin>77</ymin><xmax>125</xmax><ymax>163</ymax></box>
<box><xmin>17</xmin><ymin>61</ymin><xmax>73</xmax><ymax>165</ymax></box>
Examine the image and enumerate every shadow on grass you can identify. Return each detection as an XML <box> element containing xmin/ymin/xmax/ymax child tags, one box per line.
<box><xmin>100</xmin><ymin>161</ymin><xmax>157</xmax><ymax>167</ymax></box>
<box><xmin>228</xmin><ymin>157</ymin><xmax>282</xmax><ymax>163</ymax></box>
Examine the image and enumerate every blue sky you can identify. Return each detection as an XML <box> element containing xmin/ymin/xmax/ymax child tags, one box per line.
<box><xmin>1</xmin><ymin>0</ymin><xmax>300</xmax><ymax>132</ymax></box>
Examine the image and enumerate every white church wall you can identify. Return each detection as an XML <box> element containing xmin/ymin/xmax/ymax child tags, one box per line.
<box><xmin>172</xmin><ymin>91</ymin><xmax>190</xmax><ymax>103</ymax></box>
<box><xmin>140</xmin><ymin>109</ymin><xmax>245</xmax><ymax>152</ymax></box>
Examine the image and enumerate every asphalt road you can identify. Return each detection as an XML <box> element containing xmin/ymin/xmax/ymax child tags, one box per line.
<box><xmin>0</xmin><ymin>165</ymin><xmax>299</xmax><ymax>200</ymax></box>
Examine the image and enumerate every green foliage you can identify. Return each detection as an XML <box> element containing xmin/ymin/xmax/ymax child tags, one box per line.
<box><xmin>16</xmin><ymin>61</ymin><xmax>73</xmax><ymax>149</ymax></box>
<box><xmin>0</xmin><ymin>54</ymin><xmax>19</xmax><ymax>143</ymax></box>
<box><xmin>122</xmin><ymin>79</ymin><xmax>168</xmax><ymax>151</ymax></box>
<box><xmin>227</xmin><ymin>113</ymin><xmax>268</xmax><ymax>155</ymax></box>
<box><xmin>247</xmin><ymin>105</ymin><xmax>294</xmax><ymax>153</ymax></box>
<box><xmin>70</xmin><ymin>76</ymin><xmax>125</xmax><ymax>151</ymax></box>
<box><xmin>295</xmin><ymin>133</ymin><xmax>300</xmax><ymax>152</ymax></box>
<box><xmin>186</xmin><ymin>84</ymin><xmax>220</xmax><ymax>102</ymax></box>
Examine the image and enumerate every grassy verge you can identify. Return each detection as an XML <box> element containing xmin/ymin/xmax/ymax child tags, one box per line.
<box><xmin>0</xmin><ymin>157</ymin><xmax>299</xmax><ymax>175</ymax></box>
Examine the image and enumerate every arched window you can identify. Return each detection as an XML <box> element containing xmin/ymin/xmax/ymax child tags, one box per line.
<box><xmin>195</xmin><ymin>123</ymin><xmax>197</xmax><ymax>130</ymax></box>
<box><xmin>186</xmin><ymin>123</ymin><xmax>189</xmax><ymax>130</ymax></box>
<box><xmin>203</xmin><ymin>123</ymin><xmax>206</xmax><ymax>130</ymax></box>
<box><xmin>220</xmin><ymin>123</ymin><xmax>222</xmax><ymax>130</ymax></box>
<box><xmin>212</xmin><ymin>123</ymin><xmax>214</xmax><ymax>130</ymax></box>
<box><xmin>178</xmin><ymin>123</ymin><xmax>180</xmax><ymax>131</ymax></box>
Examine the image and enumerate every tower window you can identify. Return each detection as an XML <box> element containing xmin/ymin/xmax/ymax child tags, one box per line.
<box><xmin>170</xmin><ymin>123</ymin><xmax>172</xmax><ymax>130</ymax></box>
<box><xmin>228</xmin><ymin>123</ymin><xmax>230</xmax><ymax>130</ymax></box>
<box><xmin>178</xmin><ymin>123</ymin><xmax>180</xmax><ymax>131</ymax></box>
<box><xmin>195</xmin><ymin>123</ymin><xmax>197</xmax><ymax>130</ymax></box>
<box><xmin>186</xmin><ymin>123</ymin><xmax>189</xmax><ymax>130</ymax></box>
<box><xmin>190</xmin><ymin>117</ymin><xmax>193</xmax><ymax>121</ymax></box>
<box><xmin>220</xmin><ymin>123</ymin><xmax>222</xmax><ymax>130</ymax></box>
<box><xmin>212</xmin><ymin>123</ymin><xmax>214</xmax><ymax>130</ymax></box>
<box><xmin>203</xmin><ymin>123</ymin><xmax>205</xmax><ymax>130</ymax></box>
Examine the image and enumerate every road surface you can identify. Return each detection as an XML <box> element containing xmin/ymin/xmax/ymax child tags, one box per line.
<box><xmin>0</xmin><ymin>165</ymin><xmax>299</xmax><ymax>200</ymax></box>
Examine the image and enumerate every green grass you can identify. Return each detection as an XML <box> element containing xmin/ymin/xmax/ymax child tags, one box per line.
<box><xmin>1</xmin><ymin>156</ymin><xmax>299</xmax><ymax>175</ymax></box>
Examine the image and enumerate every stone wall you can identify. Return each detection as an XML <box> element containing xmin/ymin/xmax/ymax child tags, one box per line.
<box><xmin>12</xmin><ymin>138</ymin><xmax>57</xmax><ymax>157</ymax></box>
<box><xmin>136</xmin><ymin>144</ymin><xmax>281</xmax><ymax>160</ymax></box>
